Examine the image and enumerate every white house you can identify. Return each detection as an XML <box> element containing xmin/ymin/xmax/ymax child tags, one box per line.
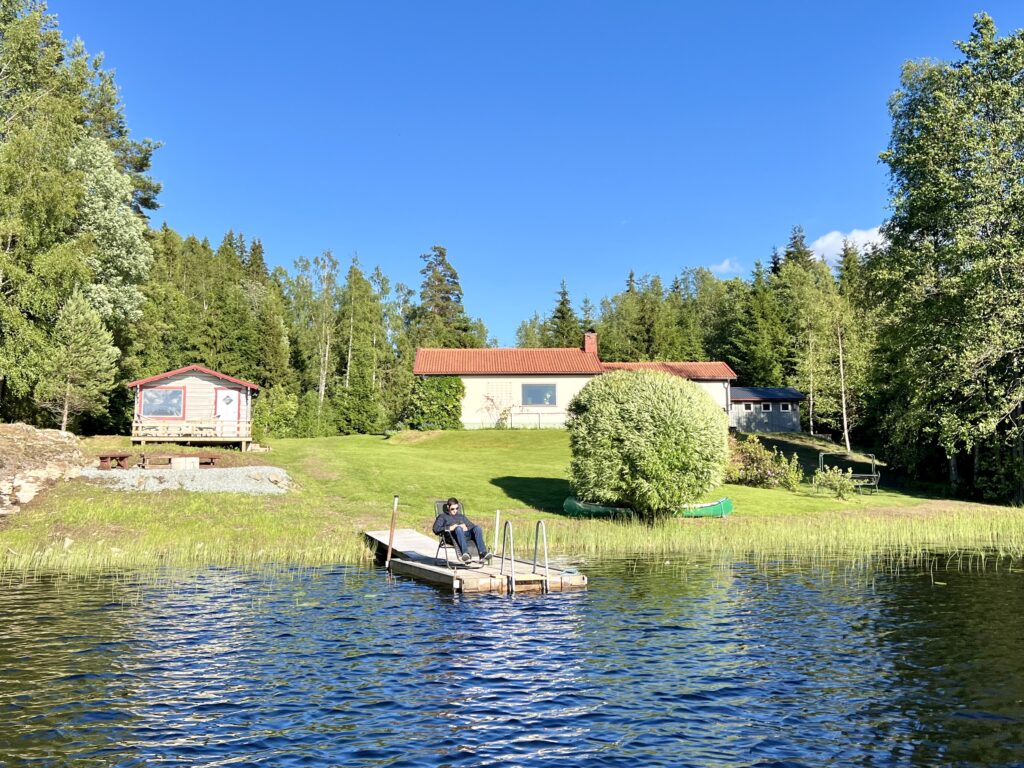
<box><xmin>413</xmin><ymin>332</ymin><xmax>737</xmax><ymax>429</ymax></box>
<box><xmin>126</xmin><ymin>364</ymin><xmax>260</xmax><ymax>450</ymax></box>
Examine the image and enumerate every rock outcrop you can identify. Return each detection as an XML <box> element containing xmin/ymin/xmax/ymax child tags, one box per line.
<box><xmin>0</xmin><ymin>423</ymin><xmax>84</xmax><ymax>514</ymax></box>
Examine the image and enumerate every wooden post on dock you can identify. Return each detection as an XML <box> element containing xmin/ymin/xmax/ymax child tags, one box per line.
<box><xmin>385</xmin><ymin>495</ymin><xmax>398</xmax><ymax>571</ymax></box>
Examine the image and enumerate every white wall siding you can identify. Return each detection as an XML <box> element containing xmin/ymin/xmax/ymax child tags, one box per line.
<box><xmin>694</xmin><ymin>380</ymin><xmax>729</xmax><ymax>411</ymax></box>
<box><xmin>459</xmin><ymin>375</ymin><xmax>597</xmax><ymax>428</ymax></box>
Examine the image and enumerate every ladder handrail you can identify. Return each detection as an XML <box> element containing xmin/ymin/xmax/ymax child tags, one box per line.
<box><xmin>532</xmin><ymin>519</ymin><xmax>550</xmax><ymax>593</ymax></box>
<box><xmin>498</xmin><ymin>519</ymin><xmax>516</xmax><ymax>595</ymax></box>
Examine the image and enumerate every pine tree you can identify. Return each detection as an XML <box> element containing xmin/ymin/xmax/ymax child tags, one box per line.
<box><xmin>782</xmin><ymin>225</ymin><xmax>817</xmax><ymax>269</ymax></box>
<box><xmin>33</xmin><ymin>291</ymin><xmax>119</xmax><ymax>432</ymax></box>
<box><xmin>731</xmin><ymin>263</ymin><xmax>786</xmax><ymax>386</ymax></box>
<box><xmin>411</xmin><ymin>245</ymin><xmax>487</xmax><ymax>348</ymax></box>
<box><xmin>545</xmin><ymin>280</ymin><xmax>582</xmax><ymax>347</ymax></box>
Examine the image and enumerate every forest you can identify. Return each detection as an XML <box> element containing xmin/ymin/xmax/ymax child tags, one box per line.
<box><xmin>1</xmin><ymin>6</ymin><xmax>1023</xmax><ymax>502</ymax></box>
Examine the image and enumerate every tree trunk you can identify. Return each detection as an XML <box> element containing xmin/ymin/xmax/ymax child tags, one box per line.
<box><xmin>61</xmin><ymin>381</ymin><xmax>71</xmax><ymax>433</ymax></box>
<box><xmin>345</xmin><ymin>305</ymin><xmax>354</xmax><ymax>389</ymax></box>
<box><xmin>948</xmin><ymin>453</ymin><xmax>960</xmax><ymax>490</ymax></box>
<box><xmin>837</xmin><ymin>324</ymin><xmax>851</xmax><ymax>451</ymax></box>
<box><xmin>808</xmin><ymin>333</ymin><xmax>815</xmax><ymax>436</ymax></box>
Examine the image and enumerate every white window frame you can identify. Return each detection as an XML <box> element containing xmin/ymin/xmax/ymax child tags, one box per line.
<box><xmin>761</xmin><ymin>402</ymin><xmax>772</xmax><ymax>412</ymax></box>
<box><xmin>743</xmin><ymin>403</ymin><xmax>753</xmax><ymax>412</ymax></box>
<box><xmin>780</xmin><ymin>402</ymin><xmax>792</xmax><ymax>412</ymax></box>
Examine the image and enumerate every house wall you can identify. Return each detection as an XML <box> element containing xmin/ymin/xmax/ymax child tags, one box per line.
<box><xmin>694</xmin><ymin>380</ymin><xmax>730</xmax><ymax>411</ymax></box>
<box><xmin>135</xmin><ymin>372</ymin><xmax>252</xmax><ymax>426</ymax></box>
<box><xmin>730</xmin><ymin>402</ymin><xmax>801</xmax><ymax>433</ymax></box>
<box><xmin>459</xmin><ymin>375</ymin><xmax>597</xmax><ymax>428</ymax></box>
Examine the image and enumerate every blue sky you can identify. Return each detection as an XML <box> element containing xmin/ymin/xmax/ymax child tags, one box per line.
<box><xmin>48</xmin><ymin>2</ymin><xmax>1024</xmax><ymax>345</ymax></box>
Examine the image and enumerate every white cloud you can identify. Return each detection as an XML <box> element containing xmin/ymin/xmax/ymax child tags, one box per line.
<box><xmin>710</xmin><ymin>257</ymin><xmax>740</xmax><ymax>275</ymax></box>
<box><xmin>810</xmin><ymin>226</ymin><xmax>885</xmax><ymax>264</ymax></box>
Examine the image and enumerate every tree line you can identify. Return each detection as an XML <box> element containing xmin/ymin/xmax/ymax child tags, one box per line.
<box><xmin>2</xmin><ymin>7</ymin><xmax>1023</xmax><ymax>501</ymax></box>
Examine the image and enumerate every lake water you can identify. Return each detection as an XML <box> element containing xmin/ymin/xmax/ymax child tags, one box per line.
<box><xmin>2</xmin><ymin>556</ymin><xmax>1023</xmax><ymax>767</ymax></box>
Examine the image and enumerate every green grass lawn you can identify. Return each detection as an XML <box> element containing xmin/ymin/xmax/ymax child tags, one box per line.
<box><xmin>1</xmin><ymin>429</ymin><xmax>1021</xmax><ymax>573</ymax></box>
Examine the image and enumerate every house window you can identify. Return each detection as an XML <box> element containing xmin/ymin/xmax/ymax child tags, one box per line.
<box><xmin>761</xmin><ymin>402</ymin><xmax>772</xmax><ymax>412</ymax></box>
<box><xmin>522</xmin><ymin>383</ymin><xmax>556</xmax><ymax>406</ymax></box>
<box><xmin>780</xmin><ymin>403</ymin><xmax>792</xmax><ymax>412</ymax></box>
<box><xmin>743</xmin><ymin>403</ymin><xmax>753</xmax><ymax>412</ymax></box>
<box><xmin>141</xmin><ymin>387</ymin><xmax>184</xmax><ymax>418</ymax></box>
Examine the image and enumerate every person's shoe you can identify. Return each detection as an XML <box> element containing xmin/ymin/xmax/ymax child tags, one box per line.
<box><xmin>461</xmin><ymin>552</ymin><xmax>472</xmax><ymax>564</ymax></box>
<box><xmin>481</xmin><ymin>550</ymin><xmax>494</xmax><ymax>564</ymax></box>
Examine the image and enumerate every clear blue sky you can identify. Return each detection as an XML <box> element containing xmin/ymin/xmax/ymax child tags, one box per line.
<box><xmin>48</xmin><ymin>1</ymin><xmax>1024</xmax><ymax>345</ymax></box>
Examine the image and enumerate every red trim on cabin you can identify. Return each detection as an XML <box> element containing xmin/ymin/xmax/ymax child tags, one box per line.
<box><xmin>214</xmin><ymin>387</ymin><xmax>242</xmax><ymax>421</ymax></box>
<box><xmin>125</xmin><ymin>364</ymin><xmax>260</xmax><ymax>390</ymax></box>
<box><xmin>139</xmin><ymin>385</ymin><xmax>187</xmax><ymax>420</ymax></box>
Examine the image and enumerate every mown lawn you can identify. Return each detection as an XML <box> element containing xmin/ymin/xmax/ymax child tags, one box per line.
<box><xmin>1</xmin><ymin>430</ymin><xmax>1020</xmax><ymax>573</ymax></box>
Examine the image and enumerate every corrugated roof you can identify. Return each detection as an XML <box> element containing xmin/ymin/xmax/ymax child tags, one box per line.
<box><xmin>125</xmin><ymin>364</ymin><xmax>261</xmax><ymax>390</ymax></box>
<box><xmin>731</xmin><ymin>386</ymin><xmax>805</xmax><ymax>401</ymax></box>
<box><xmin>414</xmin><ymin>348</ymin><xmax>605</xmax><ymax>375</ymax></box>
<box><xmin>601</xmin><ymin>361</ymin><xmax>738</xmax><ymax>380</ymax></box>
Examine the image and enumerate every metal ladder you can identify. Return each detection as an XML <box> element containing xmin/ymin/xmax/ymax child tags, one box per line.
<box><xmin>493</xmin><ymin>511</ymin><xmax>551</xmax><ymax>595</ymax></box>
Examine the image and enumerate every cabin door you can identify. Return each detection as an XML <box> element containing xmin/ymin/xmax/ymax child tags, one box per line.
<box><xmin>214</xmin><ymin>387</ymin><xmax>241</xmax><ymax>436</ymax></box>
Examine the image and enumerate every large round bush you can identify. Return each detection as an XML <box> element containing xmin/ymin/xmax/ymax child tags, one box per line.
<box><xmin>566</xmin><ymin>370</ymin><xmax>729</xmax><ymax>519</ymax></box>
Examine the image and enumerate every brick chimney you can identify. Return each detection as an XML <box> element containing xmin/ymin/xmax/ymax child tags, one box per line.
<box><xmin>583</xmin><ymin>330</ymin><xmax>598</xmax><ymax>358</ymax></box>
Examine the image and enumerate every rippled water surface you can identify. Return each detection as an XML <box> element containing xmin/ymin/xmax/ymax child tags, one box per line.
<box><xmin>2</xmin><ymin>557</ymin><xmax>1024</xmax><ymax>767</ymax></box>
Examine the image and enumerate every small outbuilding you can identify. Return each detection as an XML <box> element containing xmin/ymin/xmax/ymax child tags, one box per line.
<box><xmin>730</xmin><ymin>386</ymin><xmax>804</xmax><ymax>433</ymax></box>
<box><xmin>126</xmin><ymin>364</ymin><xmax>260</xmax><ymax>451</ymax></box>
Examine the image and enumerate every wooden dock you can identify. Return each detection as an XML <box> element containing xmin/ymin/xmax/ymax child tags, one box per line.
<box><xmin>364</xmin><ymin>528</ymin><xmax>588</xmax><ymax>594</ymax></box>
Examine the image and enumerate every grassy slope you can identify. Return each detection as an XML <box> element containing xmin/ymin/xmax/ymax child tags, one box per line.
<box><xmin>1</xmin><ymin>430</ymin><xmax>1020</xmax><ymax>572</ymax></box>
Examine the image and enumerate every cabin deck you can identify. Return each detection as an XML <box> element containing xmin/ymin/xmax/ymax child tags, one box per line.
<box><xmin>364</xmin><ymin>528</ymin><xmax>588</xmax><ymax>594</ymax></box>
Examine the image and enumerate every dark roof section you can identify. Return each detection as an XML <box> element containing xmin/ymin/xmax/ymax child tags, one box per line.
<box><xmin>126</xmin><ymin>364</ymin><xmax>261</xmax><ymax>390</ymax></box>
<box><xmin>731</xmin><ymin>386</ymin><xmax>805</xmax><ymax>402</ymax></box>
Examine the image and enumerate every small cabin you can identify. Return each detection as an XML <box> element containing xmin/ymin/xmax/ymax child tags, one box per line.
<box><xmin>126</xmin><ymin>365</ymin><xmax>260</xmax><ymax>451</ymax></box>
<box><xmin>730</xmin><ymin>386</ymin><xmax>805</xmax><ymax>433</ymax></box>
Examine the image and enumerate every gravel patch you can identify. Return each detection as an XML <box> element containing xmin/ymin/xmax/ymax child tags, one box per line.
<box><xmin>79</xmin><ymin>466</ymin><xmax>291</xmax><ymax>495</ymax></box>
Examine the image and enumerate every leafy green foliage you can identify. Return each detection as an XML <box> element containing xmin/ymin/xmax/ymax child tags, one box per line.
<box><xmin>727</xmin><ymin>436</ymin><xmax>804</xmax><ymax>491</ymax></box>
<box><xmin>406</xmin><ymin>376</ymin><xmax>464</xmax><ymax>430</ymax></box>
<box><xmin>566</xmin><ymin>370</ymin><xmax>729</xmax><ymax>520</ymax></box>
<box><xmin>812</xmin><ymin>465</ymin><xmax>857</xmax><ymax>499</ymax></box>
<box><xmin>251</xmin><ymin>385</ymin><xmax>299</xmax><ymax>441</ymax></box>
<box><xmin>33</xmin><ymin>290</ymin><xmax>118</xmax><ymax>431</ymax></box>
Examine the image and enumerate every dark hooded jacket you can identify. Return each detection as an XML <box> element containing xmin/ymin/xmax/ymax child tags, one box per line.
<box><xmin>432</xmin><ymin>506</ymin><xmax>474</xmax><ymax>535</ymax></box>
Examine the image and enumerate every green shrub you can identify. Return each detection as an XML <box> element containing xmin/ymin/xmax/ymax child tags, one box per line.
<box><xmin>252</xmin><ymin>385</ymin><xmax>299</xmax><ymax>441</ymax></box>
<box><xmin>813</xmin><ymin>465</ymin><xmax>857</xmax><ymax>499</ymax></box>
<box><xmin>406</xmin><ymin>376</ymin><xmax>464</xmax><ymax>430</ymax></box>
<box><xmin>727</xmin><ymin>436</ymin><xmax>804</xmax><ymax>491</ymax></box>
<box><xmin>566</xmin><ymin>370</ymin><xmax>729</xmax><ymax>521</ymax></box>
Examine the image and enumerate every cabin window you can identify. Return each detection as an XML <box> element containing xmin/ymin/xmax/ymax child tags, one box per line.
<box><xmin>761</xmin><ymin>402</ymin><xmax>772</xmax><ymax>412</ymax></box>
<box><xmin>780</xmin><ymin>403</ymin><xmax>792</xmax><ymax>412</ymax></box>
<box><xmin>522</xmin><ymin>383</ymin><xmax>556</xmax><ymax>406</ymax></box>
<box><xmin>743</xmin><ymin>403</ymin><xmax>753</xmax><ymax>412</ymax></box>
<box><xmin>141</xmin><ymin>387</ymin><xmax>184</xmax><ymax>418</ymax></box>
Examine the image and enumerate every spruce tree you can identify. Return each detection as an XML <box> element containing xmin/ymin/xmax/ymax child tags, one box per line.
<box><xmin>545</xmin><ymin>280</ymin><xmax>582</xmax><ymax>347</ymax></box>
<box><xmin>782</xmin><ymin>225</ymin><xmax>817</xmax><ymax>269</ymax></box>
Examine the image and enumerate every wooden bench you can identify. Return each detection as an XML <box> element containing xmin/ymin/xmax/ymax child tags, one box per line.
<box><xmin>138</xmin><ymin>453</ymin><xmax>219</xmax><ymax>469</ymax></box>
<box><xmin>97</xmin><ymin>453</ymin><xmax>132</xmax><ymax>470</ymax></box>
<box><xmin>138</xmin><ymin>454</ymin><xmax>174</xmax><ymax>469</ymax></box>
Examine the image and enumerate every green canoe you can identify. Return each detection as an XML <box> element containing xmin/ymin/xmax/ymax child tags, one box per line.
<box><xmin>562</xmin><ymin>496</ymin><xmax>732</xmax><ymax>518</ymax></box>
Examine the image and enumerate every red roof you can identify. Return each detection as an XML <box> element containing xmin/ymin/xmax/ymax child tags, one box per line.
<box><xmin>414</xmin><ymin>348</ymin><xmax>604</xmax><ymax>375</ymax></box>
<box><xmin>601</xmin><ymin>361</ymin><xmax>737</xmax><ymax>380</ymax></box>
<box><xmin>126</xmin><ymin>364</ymin><xmax>261</xmax><ymax>390</ymax></box>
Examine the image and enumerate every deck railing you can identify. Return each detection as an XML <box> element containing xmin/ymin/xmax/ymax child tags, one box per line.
<box><xmin>132</xmin><ymin>419</ymin><xmax>252</xmax><ymax>439</ymax></box>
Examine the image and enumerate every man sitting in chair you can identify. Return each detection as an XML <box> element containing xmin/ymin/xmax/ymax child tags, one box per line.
<box><xmin>432</xmin><ymin>497</ymin><xmax>492</xmax><ymax>565</ymax></box>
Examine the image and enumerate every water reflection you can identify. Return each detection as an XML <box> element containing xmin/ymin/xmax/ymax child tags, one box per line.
<box><xmin>0</xmin><ymin>558</ymin><xmax>1022</xmax><ymax>766</ymax></box>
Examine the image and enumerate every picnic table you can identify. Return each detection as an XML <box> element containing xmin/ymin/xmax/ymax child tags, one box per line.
<box><xmin>138</xmin><ymin>453</ymin><xmax>220</xmax><ymax>469</ymax></box>
<box><xmin>97</xmin><ymin>453</ymin><xmax>132</xmax><ymax>470</ymax></box>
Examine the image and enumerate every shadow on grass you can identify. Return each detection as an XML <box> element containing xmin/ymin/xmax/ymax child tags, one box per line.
<box><xmin>491</xmin><ymin>476</ymin><xmax>572</xmax><ymax>512</ymax></box>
